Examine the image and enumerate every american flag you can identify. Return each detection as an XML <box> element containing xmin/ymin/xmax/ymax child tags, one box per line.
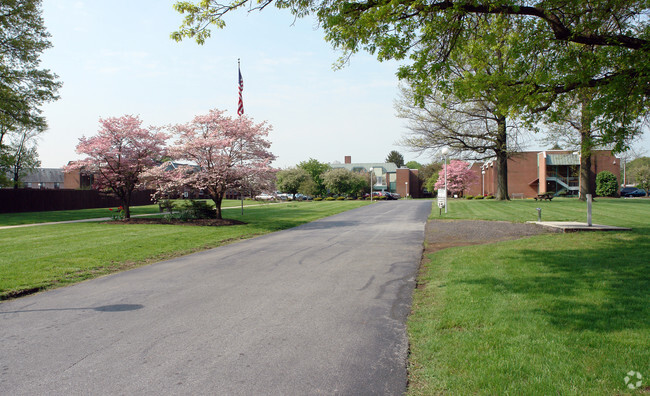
<box><xmin>237</xmin><ymin>64</ymin><xmax>244</xmax><ymax>116</ymax></box>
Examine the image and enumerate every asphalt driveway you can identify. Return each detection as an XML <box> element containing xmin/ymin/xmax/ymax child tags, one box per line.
<box><xmin>1</xmin><ymin>200</ymin><xmax>431</xmax><ymax>395</ymax></box>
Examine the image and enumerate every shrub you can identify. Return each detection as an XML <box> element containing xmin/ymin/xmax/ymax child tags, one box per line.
<box><xmin>337</xmin><ymin>196</ymin><xmax>346</xmax><ymax>200</ymax></box>
<box><xmin>158</xmin><ymin>199</ymin><xmax>175</xmax><ymax>213</ymax></box>
<box><xmin>179</xmin><ymin>200</ymin><xmax>216</xmax><ymax>219</ymax></box>
<box><xmin>314</xmin><ymin>197</ymin><xmax>323</xmax><ymax>201</ymax></box>
<box><xmin>325</xmin><ymin>197</ymin><xmax>336</xmax><ymax>201</ymax></box>
<box><xmin>465</xmin><ymin>195</ymin><xmax>474</xmax><ymax>200</ymax></box>
<box><xmin>596</xmin><ymin>171</ymin><xmax>618</xmax><ymax>197</ymax></box>
<box><xmin>485</xmin><ymin>195</ymin><xmax>495</xmax><ymax>199</ymax></box>
<box><xmin>473</xmin><ymin>195</ymin><xmax>484</xmax><ymax>200</ymax></box>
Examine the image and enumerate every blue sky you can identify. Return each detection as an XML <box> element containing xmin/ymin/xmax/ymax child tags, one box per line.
<box><xmin>38</xmin><ymin>1</ymin><xmax>649</xmax><ymax>169</ymax></box>
<box><xmin>38</xmin><ymin>0</ymin><xmax>414</xmax><ymax>169</ymax></box>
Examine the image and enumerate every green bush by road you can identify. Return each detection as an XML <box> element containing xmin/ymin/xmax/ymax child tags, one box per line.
<box><xmin>409</xmin><ymin>198</ymin><xmax>649</xmax><ymax>394</ymax></box>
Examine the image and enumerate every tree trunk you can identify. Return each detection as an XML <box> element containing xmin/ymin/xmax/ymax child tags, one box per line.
<box><xmin>579</xmin><ymin>91</ymin><xmax>595</xmax><ymax>201</ymax></box>
<box><xmin>123</xmin><ymin>189</ymin><xmax>132</xmax><ymax>219</ymax></box>
<box><xmin>213</xmin><ymin>193</ymin><xmax>224</xmax><ymax>219</ymax></box>
<box><xmin>495</xmin><ymin>114</ymin><xmax>509</xmax><ymax>200</ymax></box>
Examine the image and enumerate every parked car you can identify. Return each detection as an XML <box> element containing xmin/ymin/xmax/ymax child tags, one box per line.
<box><xmin>625</xmin><ymin>188</ymin><xmax>647</xmax><ymax>197</ymax></box>
<box><xmin>621</xmin><ymin>187</ymin><xmax>647</xmax><ymax>197</ymax></box>
<box><xmin>254</xmin><ymin>193</ymin><xmax>275</xmax><ymax>200</ymax></box>
<box><xmin>620</xmin><ymin>187</ymin><xmax>638</xmax><ymax>197</ymax></box>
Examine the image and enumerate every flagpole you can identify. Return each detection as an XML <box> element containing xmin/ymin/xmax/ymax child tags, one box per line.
<box><xmin>238</xmin><ymin>59</ymin><xmax>244</xmax><ymax>216</ymax></box>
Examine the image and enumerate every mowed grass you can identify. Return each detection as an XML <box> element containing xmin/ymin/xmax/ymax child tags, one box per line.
<box><xmin>0</xmin><ymin>199</ymin><xmax>265</xmax><ymax>226</ymax></box>
<box><xmin>409</xmin><ymin>198</ymin><xmax>650</xmax><ymax>395</ymax></box>
<box><xmin>0</xmin><ymin>200</ymin><xmax>369</xmax><ymax>299</ymax></box>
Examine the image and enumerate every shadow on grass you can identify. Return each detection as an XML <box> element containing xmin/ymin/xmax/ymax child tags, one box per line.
<box><xmin>458</xmin><ymin>231</ymin><xmax>650</xmax><ymax>333</ymax></box>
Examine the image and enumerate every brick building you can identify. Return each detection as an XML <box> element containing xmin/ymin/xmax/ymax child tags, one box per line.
<box><xmin>330</xmin><ymin>156</ymin><xmax>422</xmax><ymax>197</ymax></box>
<box><xmin>466</xmin><ymin>150</ymin><xmax>621</xmax><ymax>198</ymax></box>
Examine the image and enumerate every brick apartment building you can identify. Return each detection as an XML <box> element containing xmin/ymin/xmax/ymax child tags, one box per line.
<box><xmin>466</xmin><ymin>150</ymin><xmax>621</xmax><ymax>198</ymax></box>
<box><xmin>330</xmin><ymin>156</ymin><xmax>422</xmax><ymax>197</ymax></box>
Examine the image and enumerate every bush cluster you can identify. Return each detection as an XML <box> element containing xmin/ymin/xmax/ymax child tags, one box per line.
<box><xmin>177</xmin><ymin>200</ymin><xmax>216</xmax><ymax>220</ymax></box>
<box><xmin>474</xmin><ymin>195</ymin><xmax>484</xmax><ymax>200</ymax></box>
<box><xmin>313</xmin><ymin>197</ymin><xmax>323</xmax><ymax>201</ymax></box>
<box><xmin>465</xmin><ymin>195</ymin><xmax>474</xmax><ymax>200</ymax></box>
<box><xmin>485</xmin><ymin>195</ymin><xmax>495</xmax><ymax>199</ymax></box>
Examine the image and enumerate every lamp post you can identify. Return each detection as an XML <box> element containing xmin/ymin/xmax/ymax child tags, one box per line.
<box><xmin>441</xmin><ymin>147</ymin><xmax>449</xmax><ymax>213</ymax></box>
<box><xmin>369</xmin><ymin>167</ymin><xmax>374</xmax><ymax>202</ymax></box>
<box><xmin>482</xmin><ymin>169</ymin><xmax>485</xmax><ymax>196</ymax></box>
<box><xmin>405</xmin><ymin>181</ymin><xmax>409</xmax><ymax>197</ymax></box>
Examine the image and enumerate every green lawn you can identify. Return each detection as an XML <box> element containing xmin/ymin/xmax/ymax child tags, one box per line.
<box><xmin>0</xmin><ymin>199</ymin><xmax>267</xmax><ymax>226</ymax></box>
<box><xmin>0</xmin><ymin>200</ymin><xmax>369</xmax><ymax>299</ymax></box>
<box><xmin>409</xmin><ymin>198</ymin><xmax>650</xmax><ymax>395</ymax></box>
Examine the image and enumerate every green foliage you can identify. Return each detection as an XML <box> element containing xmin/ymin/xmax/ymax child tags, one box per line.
<box><xmin>595</xmin><ymin>171</ymin><xmax>618</xmax><ymax>197</ymax></box>
<box><xmin>179</xmin><ymin>199</ymin><xmax>217</xmax><ymax>220</ymax></box>
<box><xmin>473</xmin><ymin>195</ymin><xmax>484</xmax><ymax>199</ymax></box>
<box><xmin>0</xmin><ymin>0</ymin><xmax>61</xmax><ymax>137</ymax></box>
<box><xmin>313</xmin><ymin>197</ymin><xmax>323</xmax><ymax>201</ymax></box>
<box><xmin>632</xmin><ymin>165</ymin><xmax>650</xmax><ymax>194</ymax></box>
<box><xmin>337</xmin><ymin>196</ymin><xmax>346</xmax><ymax>200</ymax></box>
<box><xmin>172</xmin><ymin>0</ymin><xmax>650</xmax><ymax>160</ymax></box>
<box><xmin>485</xmin><ymin>195</ymin><xmax>495</xmax><ymax>199</ymax></box>
<box><xmin>158</xmin><ymin>199</ymin><xmax>175</xmax><ymax>213</ymax></box>
<box><xmin>465</xmin><ymin>195</ymin><xmax>473</xmax><ymax>200</ymax></box>
<box><xmin>297</xmin><ymin>158</ymin><xmax>331</xmax><ymax>197</ymax></box>
<box><xmin>405</xmin><ymin>160</ymin><xmax>422</xmax><ymax>169</ymax></box>
<box><xmin>323</xmin><ymin>168</ymin><xmax>367</xmax><ymax>196</ymax></box>
<box><xmin>385</xmin><ymin>150</ymin><xmax>405</xmax><ymax>167</ymax></box>
<box><xmin>627</xmin><ymin>157</ymin><xmax>650</xmax><ymax>185</ymax></box>
<box><xmin>324</xmin><ymin>197</ymin><xmax>335</xmax><ymax>201</ymax></box>
<box><xmin>276</xmin><ymin>167</ymin><xmax>309</xmax><ymax>197</ymax></box>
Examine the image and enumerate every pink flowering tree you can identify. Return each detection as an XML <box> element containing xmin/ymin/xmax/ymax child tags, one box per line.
<box><xmin>148</xmin><ymin>109</ymin><xmax>275</xmax><ymax>219</ymax></box>
<box><xmin>434</xmin><ymin>160</ymin><xmax>479</xmax><ymax>196</ymax></box>
<box><xmin>65</xmin><ymin>115</ymin><xmax>167</xmax><ymax>218</ymax></box>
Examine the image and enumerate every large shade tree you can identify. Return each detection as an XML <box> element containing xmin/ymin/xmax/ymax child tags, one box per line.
<box><xmin>149</xmin><ymin>109</ymin><xmax>275</xmax><ymax>219</ymax></box>
<box><xmin>172</xmin><ymin>1</ymin><xmax>649</xmax><ymax>161</ymax></box>
<box><xmin>0</xmin><ymin>0</ymin><xmax>60</xmax><ymax>140</ymax></box>
<box><xmin>322</xmin><ymin>168</ymin><xmax>367</xmax><ymax>197</ymax></box>
<box><xmin>297</xmin><ymin>158</ymin><xmax>330</xmax><ymax>197</ymax></box>
<box><xmin>66</xmin><ymin>115</ymin><xmax>168</xmax><ymax>219</ymax></box>
<box><xmin>2</xmin><ymin>127</ymin><xmax>40</xmax><ymax>188</ymax></box>
<box><xmin>276</xmin><ymin>167</ymin><xmax>310</xmax><ymax>199</ymax></box>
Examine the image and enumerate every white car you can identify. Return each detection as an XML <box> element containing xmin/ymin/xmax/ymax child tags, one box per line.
<box><xmin>255</xmin><ymin>193</ymin><xmax>275</xmax><ymax>200</ymax></box>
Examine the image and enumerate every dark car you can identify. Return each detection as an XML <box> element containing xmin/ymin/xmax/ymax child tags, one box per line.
<box><xmin>621</xmin><ymin>187</ymin><xmax>647</xmax><ymax>197</ymax></box>
<box><xmin>620</xmin><ymin>187</ymin><xmax>638</xmax><ymax>197</ymax></box>
<box><xmin>628</xmin><ymin>189</ymin><xmax>647</xmax><ymax>197</ymax></box>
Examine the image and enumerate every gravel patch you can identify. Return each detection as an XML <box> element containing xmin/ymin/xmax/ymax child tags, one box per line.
<box><xmin>424</xmin><ymin>219</ymin><xmax>557</xmax><ymax>252</ymax></box>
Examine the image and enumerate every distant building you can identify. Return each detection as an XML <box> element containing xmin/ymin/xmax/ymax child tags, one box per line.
<box><xmin>19</xmin><ymin>168</ymin><xmax>65</xmax><ymax>189</ymax></box>
<box><xmin>466</xmin><ymin>150</ymin><xmax>621</xmax><ymax>198</ymax></box>
<box><xmin>329</xmin><ymin>156</ymin><xmax>422</xmax><ymax>197</ymax></box>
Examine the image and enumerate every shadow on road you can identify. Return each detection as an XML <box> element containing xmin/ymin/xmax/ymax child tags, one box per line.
<box><xmin>0</xmin><ymin>304</ymin><xmax>144</xmax><ymax>314</ymax></box>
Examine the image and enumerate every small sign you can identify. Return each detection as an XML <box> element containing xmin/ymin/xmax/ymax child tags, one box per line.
<box><xmin>437</xmin><ymin>189</ymin><xmax>447</xmax><ymax>208</ymax></box>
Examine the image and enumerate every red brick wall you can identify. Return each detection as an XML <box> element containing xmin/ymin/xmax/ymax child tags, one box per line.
<box><xmin>395</xmin><ymin>168</ymin><xmax>421</xmax><ymax>197</ymax></box>
<box><xmin>465</xmin><ymin>150</ymin><xmax>621</xmax><ymax>199</ymax></box>
<box><xmin>507</xmin><ymin>152</ymin><xmax>540</xmax><ymax>198</ymax></box>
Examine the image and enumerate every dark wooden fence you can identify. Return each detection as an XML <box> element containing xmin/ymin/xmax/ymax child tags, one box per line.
<box><xmin>0</xmin><ymin>189</ymin><xmax>156</xmax><ymax>213</ymax></box>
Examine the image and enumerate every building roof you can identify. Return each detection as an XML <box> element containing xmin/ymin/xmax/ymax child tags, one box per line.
<box><xmin>21</xmin><ymin>168</ymin><xmax>64</xmax><ymax>183</ymax></box>
<box><xmin>547</xmin><ymin>154</ymin><xmax>580</xmax><ymax>166</ymax></box>
<box><xmin>329</xmin><ymin>162</ymin><xmax>398</xmax><ymax>173</ymax></box>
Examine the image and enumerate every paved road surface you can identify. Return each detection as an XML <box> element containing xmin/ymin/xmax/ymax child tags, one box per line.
<box><xmin>1</xmin><ymin>200</ymin><xmax>431</xmax><ymax>395</ymax></box>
